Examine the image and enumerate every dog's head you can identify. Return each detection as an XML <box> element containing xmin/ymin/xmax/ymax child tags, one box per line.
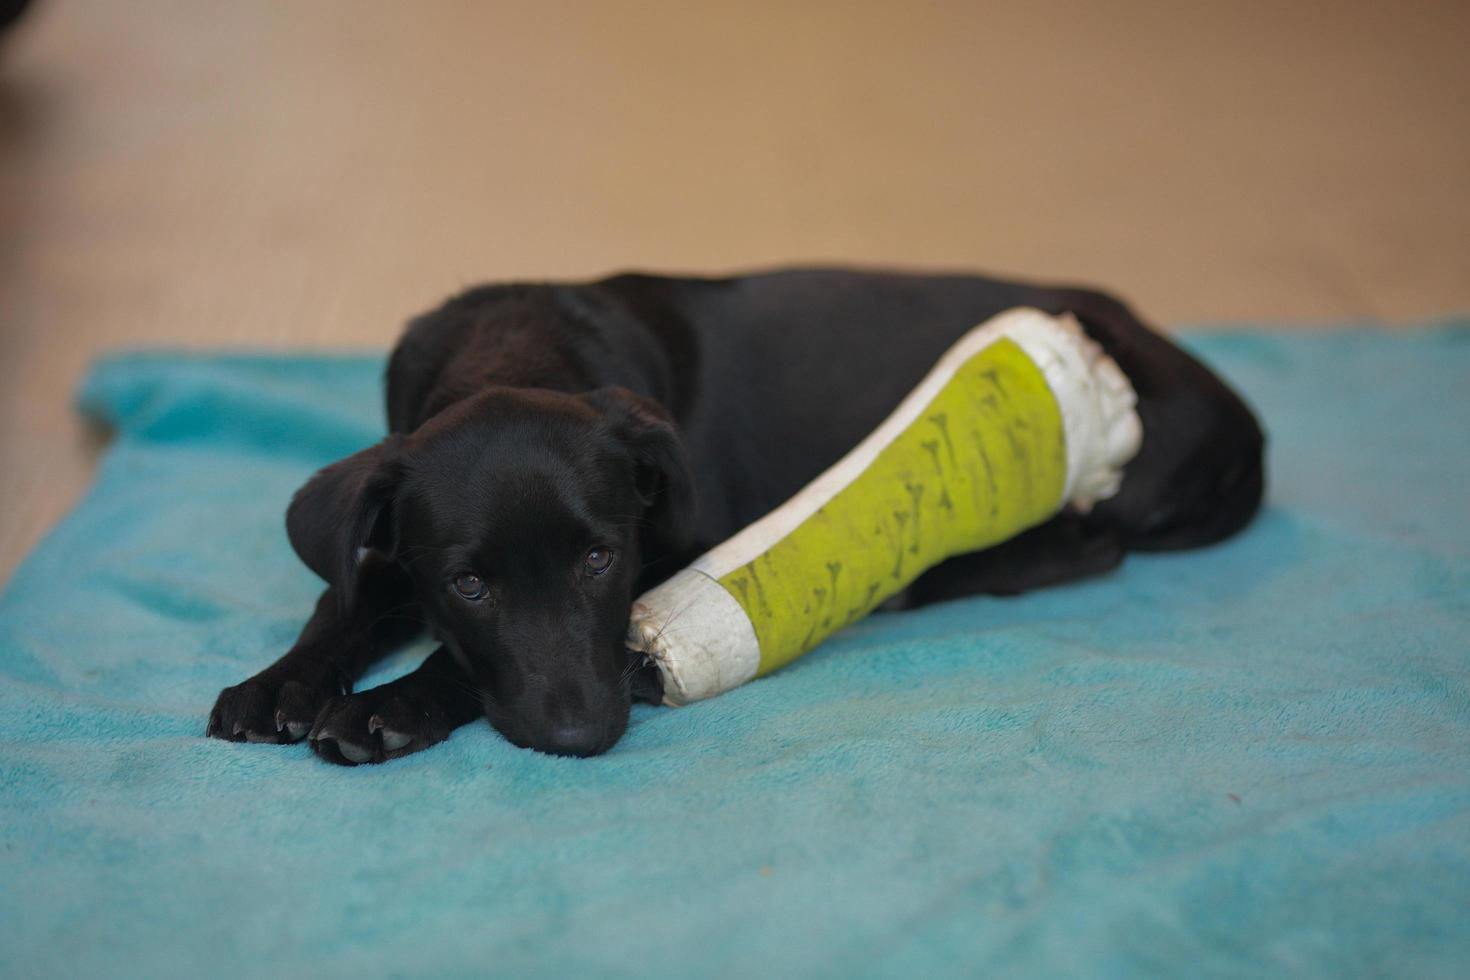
<box><xmin>285</xmin><ymin>386</ymin><xmax>695</xmax><ymax>757</ymax></box>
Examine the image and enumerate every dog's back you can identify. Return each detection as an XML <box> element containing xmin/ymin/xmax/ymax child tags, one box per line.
<box><xmin>382</xmin><ymin>266</ymin><xmax>1265</xmax><ymax>563</ymax></box>
<box><xmin>535</xmin><ymin>268</ymin><xmax>1263</xmax><ymax>552</ymax></box>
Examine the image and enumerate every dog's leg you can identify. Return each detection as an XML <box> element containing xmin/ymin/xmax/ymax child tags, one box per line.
<box><xmin>206</xmin><ymin>556</ymin><xmax>422</xmax><ymax>744</ymax></box>
<box><xmin>1047</xmin><ymin>289</ymin><xmax>1267</xmax><ymax>551</ymax></box>
<box><xmin>307</xmin><ymin>647</ymin><xmax>483</xmax><ymax>766</ymax></box>
<box><xmin>896</xmin><ymin>513</ymin><xmax>1124</xmax><ymax>607</ymax></box>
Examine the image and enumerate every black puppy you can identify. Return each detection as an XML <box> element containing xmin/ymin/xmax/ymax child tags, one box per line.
<box><xmin>207</xmin><ymin>268</ymin><xmax>1264</xmax><ymax>762</ymax></box>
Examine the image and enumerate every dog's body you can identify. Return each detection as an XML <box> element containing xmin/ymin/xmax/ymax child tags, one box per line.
<box><xmin>208</xmin><ymin>268</ymin><xmax>1264</xmax><ymax>762</ymax></box>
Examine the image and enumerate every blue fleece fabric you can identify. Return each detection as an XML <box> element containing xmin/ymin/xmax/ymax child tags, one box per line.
<box><xmin>2</xmin><ymin>327</ymin><xmax>1468</xmax><ymax>978</ymax></box>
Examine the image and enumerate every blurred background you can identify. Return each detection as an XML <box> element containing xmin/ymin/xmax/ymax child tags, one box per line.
<box><xmin>1</xmin><ymin>0</ymin><xmax>1467</xmax><ymax>585</ymax></box>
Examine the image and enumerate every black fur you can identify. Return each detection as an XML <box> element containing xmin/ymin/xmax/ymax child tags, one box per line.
<box><xmin>206</xmin><ymin>268</ymin><xmax>1265</xmax><ymax>762</ymax></box>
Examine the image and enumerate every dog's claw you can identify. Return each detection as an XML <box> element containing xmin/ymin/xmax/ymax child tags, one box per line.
<box><xmin>272</xmin><ymin>707</ymin><xmax>309</xmax><ymax>742</ymax></box>
<box><xmin>209</xmin><ymin>671</ymin><xmax>339</xmax><ymax>747</ymax></box>
<box><xmin>380</xmin><ymin>729</ymin><xmax>413</xmax><ymax>752</ymax></box>
<box><xmin>305</xmin><ymin>686</ymin><xmax>453</xmax><ymax>766</ymax></box>
<box><xmin>336</xmin><ymin>740</ymin><xmax>374</xmax><ymax>764</ymax></box>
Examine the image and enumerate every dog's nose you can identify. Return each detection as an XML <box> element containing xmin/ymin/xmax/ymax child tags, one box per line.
<box><xmin>539</xmin><ymin>723</ymin><xmax>606</xmax><ymax>758</ymax></box>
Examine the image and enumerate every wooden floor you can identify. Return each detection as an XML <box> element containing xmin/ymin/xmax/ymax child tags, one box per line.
<box><xmin>1</xmin><ymin>0</ymin><xmax>1467</xmax><ymax>586</ymax></box>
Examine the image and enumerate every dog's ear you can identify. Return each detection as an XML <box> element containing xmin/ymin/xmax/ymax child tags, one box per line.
<box><xmin>286</xmin><ymin>436</ymin><xmax>404</xmax><ymax>598</ymax></box>
<box><xmin>582</xmin><ymin>387</ymin><xmax>697</xmax><ymax>551</ymax></box>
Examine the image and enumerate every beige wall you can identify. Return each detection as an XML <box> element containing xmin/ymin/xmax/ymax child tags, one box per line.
<box><xmin>2</xmin><ymin>0</ymin><xmax>1468</xmax><ymax>583</ymax></box>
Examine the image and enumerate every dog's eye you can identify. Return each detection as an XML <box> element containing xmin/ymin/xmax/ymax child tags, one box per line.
<box><xmin>583</xmin><ymin>547</ymin><xmax>614</xmax><ymax>576</ymax></box>
<box><xmin>452</xmin><ymin>573</ymin><xmax>487</xmax><ymax>600</ymax></box>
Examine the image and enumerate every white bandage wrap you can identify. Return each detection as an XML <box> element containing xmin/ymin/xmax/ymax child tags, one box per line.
<box><xmin>995</xmin><ymin>311</ymin><xmax>1143</xmax><ymax>510</ymax></box>
<box><xmin>628</xmin><ymin>568</ymin><xmax>762</xmax><ymax>705</ymax></box>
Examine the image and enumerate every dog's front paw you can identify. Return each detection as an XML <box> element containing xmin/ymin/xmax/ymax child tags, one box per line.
<box><xmin>207</xmin><ymin>663</ymin><xmax>345</xmax><ymax>744</ymax></box>
<box><xmin>307</xmin><ymin>686</ymin><xmax>457</xmax><ymax>766</ymax></box>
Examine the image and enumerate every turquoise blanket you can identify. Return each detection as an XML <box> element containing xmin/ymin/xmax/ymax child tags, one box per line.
<box><xmin>2</xmin><ymin>328</ymin><xmax>1468</xmax><ymax>977</ymax></box>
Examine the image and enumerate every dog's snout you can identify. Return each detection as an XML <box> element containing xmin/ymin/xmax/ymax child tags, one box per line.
<box><xmin>541</xmin><ymin>723</ymin><xmax>608</xmax><ymax>758</ymax></box>
<box><xmin>483</xmin><ymin>672</ymin><xmax>631</xmax><ymax>757</ymax></box>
